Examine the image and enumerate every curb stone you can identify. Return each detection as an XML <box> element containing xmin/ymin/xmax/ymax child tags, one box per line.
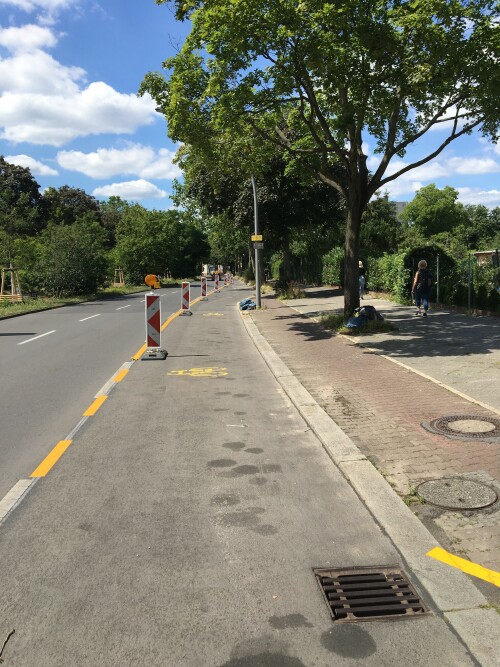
<box><xmin>241</xmin><ymin>307</ymin><xmax>500</xmax><ymax>667</ymax></box>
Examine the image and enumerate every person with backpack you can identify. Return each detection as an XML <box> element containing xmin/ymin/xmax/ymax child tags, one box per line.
<box><xmin>359</xmin><ymin>260</ymin><xmax>366</xmax><ymax>299</ymax></box>
<box><xmin>412</xmin><ymin>259</ymin><xmax>433</xmax><ymax>316</ymax></box>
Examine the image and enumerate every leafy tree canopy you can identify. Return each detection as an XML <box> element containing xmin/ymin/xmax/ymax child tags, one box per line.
<box><xmin>142</xmin><ymin>0</ymin><xmax>499</xmax><ymax>314</ymax></box>
<box><xmin>0</xmin><ymin>156</ymin><xmax>42</xmax><ymax>241</ymax></box>
<box><xmin>41</xmin><ymin>185</ymin><xmax>101</xmax><ymax>226</ymax></box>
<box><xmin>400</xmin><ymin>184</ymin><xmax>467</xmax><ymax>236</ymax></box>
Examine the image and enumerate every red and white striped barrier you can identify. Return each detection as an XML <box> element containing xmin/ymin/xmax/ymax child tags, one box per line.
<box><xmin>224</xmin><ymin>274</ymin><xmax>228</xmax><ymax>285</ymax></box>
<box><xmin>143</xmin><ymin>292</ymin><xmax>167</xmax><ymax>359</ymax></box>
<box><xmin>180</xmin><ymin>281</ymin><xmax>192</xmax><ymax>315</ymax></box>
<box><xmin>215</xmin><ymin>274</ymin><xmax>220</xmax><ymax>291</ymax></box>
<box><xmin>201</xmin><ymin>276</ymin><xmax>207</xmax><ymax>299</ymax></box>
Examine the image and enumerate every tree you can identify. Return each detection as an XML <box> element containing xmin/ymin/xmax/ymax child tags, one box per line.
<box><xmin>400</xmin><ymin>185</ymin><xmax>467</xmax><ymax>237</ymax></box>
<box><xmin>0</xmin><ymin>156</ymin><xmax>42</xmax><ymax>252</ymax></box>
<box><xmin>41</xmin><ymin>185</ymin><xmax>101</xmax><ymax>226</ymax></box>
<box><xmin>142</xmin><ymin>0</ymin><xmax>499</xmax><ymax>315</ymax></box>
<box><xmin>360</xmin><ymin>193</ymin><xmax>401</xmax><ymax>257</ymax></box>
<box><xmin>36</xmin><ymin>220</ymin><xmax>107</xmax><ymax>297</ymax></box>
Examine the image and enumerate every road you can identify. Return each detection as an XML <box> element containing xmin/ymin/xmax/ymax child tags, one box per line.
<box><xmin>0</xmin><ymin>287</ymin><xmax>185</xmax><ymax>499</ymax></box>
<box><xmin>0</xmin><ymin>282</ymin><xmax>479</xmax><ymax>666</ymax></box>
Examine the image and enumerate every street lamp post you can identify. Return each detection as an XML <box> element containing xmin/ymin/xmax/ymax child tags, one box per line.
<box><xmin>251</xmin><ymin>175</ymin><xmax>261</xmax><ymax>308</ymax></box>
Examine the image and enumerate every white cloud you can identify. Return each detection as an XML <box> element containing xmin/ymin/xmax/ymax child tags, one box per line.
<box><xmin>0</xmin><ymin>24</ymin><xmax>57</xmax><ymax>51</ymax></box>
<box><xmin>0</xmin><ymin>24</ymin><xmax>158</xmax><ymax>146</ymax></box>
<box><xmin>0</xmin><ymin>82</ymin><xmax>158</xmax><ymax>146</ymax></box>
<box><xmin>92</xmin><ymin>180</ymin><xmax>168</xmax><ymax>200</ymax></box>
<box><xmin>57</xmin><ymin>144</ymin><xmax>181</xmax><ymax>180</ymax></box>
<box><xmin>0</xmin><ymin>0</ymin><xmax>74</xmax><ymax>13</ymax></box>
<box><xmin>370</xmin><ymin>155</ymin><xmax>500</xmax><ymax>196</ymax></box>
<box><xmin>5</xmin><ymin>153</ymin><xmax>57</xmax><ymax>175</ymax></box>
<box><xmin>446</xmin><ymin>157</ymin><xmax>500</xmax><ymax>175</ymax></box>
<box><xmin>456</xmin><ymin>188</ymin><xmax>500</xmax><ymax>207</ymax></box>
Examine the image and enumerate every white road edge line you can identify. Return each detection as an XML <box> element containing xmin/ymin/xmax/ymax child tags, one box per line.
<box><xmin>79</xmin><ymin>314</ymin><xmax>100</xmax><ymax>322</ymax></box>
<box><xmin>18</xmin><ymin>330</ymin><xmax>56</xmax><ymax>345</ymax></box>
<box><xmin>95</xmin><ymin>361</ymin><xmax>134</xmax><ymax>398</ymax></box>
<box><xmin>0</xmin><ymin>478</ymin><xmax>38</xmax><ymax>526</ymax></box>
<box><xmin>116</xmin><ymin>305</ymin><xmax>131</xmax><ymax>310</ymax></box>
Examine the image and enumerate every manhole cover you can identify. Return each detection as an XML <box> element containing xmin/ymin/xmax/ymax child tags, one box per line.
<box><xmin>422</xmin><ymin>415</ymin><xmax>500</xmax><ymax>443</ymax></box>
<box><xmin>313</xmin><ymin>566</ymin><xmax>428</xmax><ymax>622</ymax></box>
<box><xmin>416</xmin><ymin>478</ymin><xmax>498</xmax><ymax>510</ymax></box>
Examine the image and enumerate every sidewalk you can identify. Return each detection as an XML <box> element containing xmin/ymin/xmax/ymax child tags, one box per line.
<box><xmin>247</xmin><ymin>287</ymin><xmax>500</xmax><ymax>605</ymax></box>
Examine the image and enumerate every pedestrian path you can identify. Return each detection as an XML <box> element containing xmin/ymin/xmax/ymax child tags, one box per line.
<box><xmin>248</xmin><ymin>287</ymin><xmax>500</xmax><ymax>606</ymax></box>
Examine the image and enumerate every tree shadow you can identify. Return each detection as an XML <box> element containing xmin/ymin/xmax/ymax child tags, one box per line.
<box><xmin>357</xmin><ymin>308</ymin><xmax>500</xmax><ymax>359</ymax></box>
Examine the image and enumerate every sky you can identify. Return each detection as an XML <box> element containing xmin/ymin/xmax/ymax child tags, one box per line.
<box><xmin>0</xmin><ymin>0</ymin><xmax>499</xmax><ymax>210</ymax></box>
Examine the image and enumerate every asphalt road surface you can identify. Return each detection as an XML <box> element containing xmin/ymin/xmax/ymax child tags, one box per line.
<box><xmin>0</xmin><ymin>288</ymin><xmax>185</xmax><ymax>499</ymax></box>
<box><xmin>0</xmin><ymin>283</ymin><xmax>477</xmax><ymax>666</ymax></box>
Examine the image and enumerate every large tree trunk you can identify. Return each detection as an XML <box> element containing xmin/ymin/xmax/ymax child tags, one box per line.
<box><xmin>343</xmin><ymin>194</ymin><xmax>363</xmax><ymax>318</ymax></box>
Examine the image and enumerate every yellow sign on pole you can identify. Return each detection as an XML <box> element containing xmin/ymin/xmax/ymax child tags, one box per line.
<box><xmin>251</xmin><ymin>234</ymin><xmax>263</xmax><ymax>242</ymax></box>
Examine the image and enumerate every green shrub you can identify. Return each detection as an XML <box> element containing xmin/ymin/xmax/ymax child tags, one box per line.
<box><xmin>322</xmin><ymin>247</ymin><xmax>344</xmax><ymax>285</ymax></box>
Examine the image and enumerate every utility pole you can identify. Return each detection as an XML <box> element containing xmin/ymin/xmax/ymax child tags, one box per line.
<box><xmin>251</xmin><ymin>175</ymin><xmax>261</xmax><ymax>308</ymax></box>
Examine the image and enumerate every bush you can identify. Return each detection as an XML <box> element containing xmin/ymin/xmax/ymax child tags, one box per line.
<box><xmin>322</xmin><ymin>247</ymin><xmax>344</xmax><ymax>285</ymax></box>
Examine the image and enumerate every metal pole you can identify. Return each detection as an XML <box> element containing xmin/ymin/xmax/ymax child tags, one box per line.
<box><xmin>436</xmin><ymin>254</ymin><xmax>440</xmax><ymax>304</ymax></box>
<box><xmin>251</xmin><ymin>175</ymin><xmax>261</xmax><ymax>308</ymax></box>
<box><xmin>467</xmin><ymin>253</ymin><xmax>471</xmax><ymax>312</ymax></box>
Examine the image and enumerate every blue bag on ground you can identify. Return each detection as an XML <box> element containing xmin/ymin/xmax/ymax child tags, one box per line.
<box><xmin>345</xmin><ymin>315</ymin><xmax>367</xmax><ymax>328</ymax></box>
<box><xmin>239</xmin><ymin>298</ymin><xmax>253</xmax><ymax>307</ymax></box>
<box><xmin>240</xmin><ymin>301</ymin><xmax>256</xmax><ymax>310</ymax></box>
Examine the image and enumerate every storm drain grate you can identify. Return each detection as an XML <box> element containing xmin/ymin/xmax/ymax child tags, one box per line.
<box><xmin>314</xmin><ymin>566</ymin><xmax>429</xmax><ymax>623</ymax></box>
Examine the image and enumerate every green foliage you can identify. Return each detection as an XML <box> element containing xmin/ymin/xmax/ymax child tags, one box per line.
<box><xmin>114</xmin><ymin>205</ymin><xmax>209</xmax><ymax>284</ymax></box>
<box><xmin>322</xmin><ymin>247</ymin><xmax>344</xmax><ymax>286</ymax></box>
<box><xmin>41</xmin><ymin>185</ymin><xmax>101</xmax><ymax>226</ymax></box>
<box><xmin>36</xmin><ymin>220</ymin><xmax>108</xmax><ymax>297</ymax></box>
<box><xmin>400</xmin><ymin>185</ymin><xmax>467</xmax><ymax>237</ymax></box>
<box><xmin>369</xmin><ymin>252</ymin><xmax>411</xmax><ymax>302</ymax></box>
<box><xmin>361</xmin><ymin>194</ymin><xmax>401</xmax><ymax>257</ymax></box>
<box><xmin>0</xmin><ymin>156</ymin><xmax>42</xmax><ymax>245</ymax></box>
<box><xmin>143</xmin><ymin>0</ymin><xmax>500</xmax><ymax>316</ymax></box>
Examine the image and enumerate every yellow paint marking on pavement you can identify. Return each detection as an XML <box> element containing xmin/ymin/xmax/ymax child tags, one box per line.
<box><xmin>132</xmin><ymin>343</ymin><xmax>147</xmax><ymax>361</ymax></box>
<box><xmin>202</xmin><ymin>312</ymin><xmax>224</xmax><ymax>317</ymax></box>
<box><xmin>113</xmin><ymin>369</ymin><xmax>129</xmax><ymax>382</ymax></box>
<box><xmin>161</xmin><ymin>310</ymin><xmax>181</xmax><ymax>332</ymax></box>
<box><xmin>167</xmin><ymin>367</ymin><xmax>228</xmax><ymax>378</ymax></box>
<box><xmin>30</xmin><ymin>440</ymin><xmax>72</xmax><ymax>477</ymax></box>
<box><xmin>83</xmin><ymin>395</ymin><xmax>108</xmax><ymax>416</ymax></box>
<box><xmin>427</xmin><ymin>547</ymin><xmax>500</xmax><ymax>588</ymax></box>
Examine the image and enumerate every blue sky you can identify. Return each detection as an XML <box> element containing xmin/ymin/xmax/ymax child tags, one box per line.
<box><xmin>0</xmin><ymin>0</ymin><xmax>499</xmax><ymax>210</ymax></box>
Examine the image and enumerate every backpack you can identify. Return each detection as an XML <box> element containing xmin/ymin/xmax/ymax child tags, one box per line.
<box><xmin>418</xmin><ymin>268</ymin><xmax>432</xmax><ymax>289</ymax></box>
<box><xmin>355</xmin><ymin>305</ymin><xmax>384</xmax><ymax>321</ymax></box>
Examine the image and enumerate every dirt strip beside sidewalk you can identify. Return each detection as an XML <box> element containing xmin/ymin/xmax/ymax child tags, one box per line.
<box><xmin>250</xmin><ymin>295</ymin><xmax>500</xmax><ymax>605</ymax></box>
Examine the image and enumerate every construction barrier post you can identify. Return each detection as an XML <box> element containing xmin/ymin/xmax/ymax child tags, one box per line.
<box><xmin>215</xmin><ymin>274</ymin><xmax>220</xmax><ymax>292</ymax></box>
<box><xmin>180</xmin><ymin>281</ymin><xmax>192</xmax><ymax>315</ymax></box>
<box><xmin>142</xmin><ymin>291</ymin><xmax>167</xmax><ymax>360</ymax></box>
<box><xmin>201</xmin><ymin>276</ymin><xmax>207</xmax><ymax>300</ymax></box>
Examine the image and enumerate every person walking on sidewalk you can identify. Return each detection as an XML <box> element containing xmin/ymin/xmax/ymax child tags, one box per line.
<box><xmin>412</xmin><ymin>259</ymin><xmax>432</xmax><ymax>316</ymax></box>
<box><xmin>359</xmin><ymin>261</ymin><xmax>366</xmax><ymax>300</ymax></box>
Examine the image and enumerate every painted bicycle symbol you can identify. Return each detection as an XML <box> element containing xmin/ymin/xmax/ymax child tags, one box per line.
<box><xmin>167</xmin><ymin>367</ymin><xmax>228</xmax><ymax>378</ymax></box>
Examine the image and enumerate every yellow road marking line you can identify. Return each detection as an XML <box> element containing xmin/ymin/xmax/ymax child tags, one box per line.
<box><xmin>113</xmin><ymin>368</ymin><xmax>129</xmax><ymax>382</ymax></box>
<box><xmin>30</xmin><ymin>440</ymin><xmax>72</xmax><ymax>477</ymax></box>
<box><xmin>427</xmin><ymin>547</ymin><xmax>500</xmax><ymax>588</ymax></box>
<box><xmin>83</xmin><ymin>395</ymin><xmax>108</xmax><ymax>416</ymax></box>
<box><xmin>161</xmin><ymin>310</ymin><xmax>181</xmax><ymax>332</ymax></box>
<box><xmin>132</xmin><ymin>343</ymin><xmax>147</xmax><ymax>361</ymax></box>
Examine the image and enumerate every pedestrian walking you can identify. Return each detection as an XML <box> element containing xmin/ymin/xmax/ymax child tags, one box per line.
<box><xmin>412</xmin><ymin>259</ymin><xmax>433</xmax><ymax>316</ymax></box>
<box><xmin>359</xmin><ymin>261</ymin><xmax>366</xmax><ymax>300</ymax></box>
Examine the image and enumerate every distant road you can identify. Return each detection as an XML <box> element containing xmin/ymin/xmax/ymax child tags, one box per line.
<box><xmin>0</xmin><ymin>288</ymin><xmax>184</xmax><ymax>499</ymax></box>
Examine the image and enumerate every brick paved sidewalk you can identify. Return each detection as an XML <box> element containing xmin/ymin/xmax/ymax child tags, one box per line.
<box><xmin>250</xmin><ymin>295</ymin><xmax>500</xmax><ymax>595</ymax></box>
